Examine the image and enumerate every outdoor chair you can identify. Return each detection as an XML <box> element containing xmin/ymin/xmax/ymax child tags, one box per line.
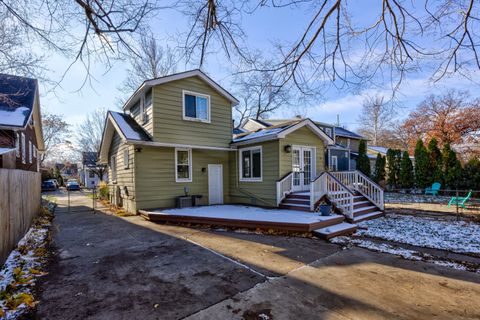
<box><xmin>448</xmin><ymin>190</ymin><xmax>472</xmax><ymax>209</ymax></box>
<box><xmin>425</xmin><ymin>182</ymin><xmax>441</xmax><ymax>196</ymax></box>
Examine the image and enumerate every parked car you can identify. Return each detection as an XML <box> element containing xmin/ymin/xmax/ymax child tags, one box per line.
<box><xmin>42</xmin><ymin>180</ymin><xmax>57</xmax><ymax>192</ymax></box>
<box><xmin>45</xmin><ymin>179</ymin><xmax>59</xmax><ymax>189</ymax></box>
<box><xmin>66</xmin><ymin>180</ymin><xmax>80</xmax><ymax>191</ymax></box>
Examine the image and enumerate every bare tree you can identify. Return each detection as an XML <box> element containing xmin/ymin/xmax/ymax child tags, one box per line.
<box><xmin>41</xmin><ymin>110</ymin><xmax>70</xmax><ymax>165</ymax></box>
<box><xmin>357</xmin><ymin>94</ymin><xmax>397</xmax><ymax>146</ymax></box>
<box><xmin>179</xmin><ymin>1</ymin><xmax>480</xmax><ymax>93</ymax></box>
<box><xmin>0</xmin><ymin>0</ymin><xmax>160</xmax><ymax>85</ymax></box>
<box><xmin>117</xmin><ymin>32</ymin><xmax>179</xmax><ymax>106</ymax></box>
<box><xmin>75</xmin><ymin>107</ymin><xmax>107</xmax><ymax>153</ymax></box>
<box><xmin>233</xmin><ymin>67</ymin><xmax>292</xmax><ymax>126</ymax></box>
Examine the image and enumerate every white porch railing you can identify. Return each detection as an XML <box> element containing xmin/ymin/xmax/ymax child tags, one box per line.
<box><xmin>330</xmin><ymin>170</ymin><xmax>384</xmax><ymax>210</ymax></box>
<box><xmin>310</xmin><ymin>172</ymin><xmax>355</xmax><ymax>219</ymax></box>
<box><xmin>276</xmin><ymin>172</ymin><xmax>293</xmax><ymax>205</ymax></box>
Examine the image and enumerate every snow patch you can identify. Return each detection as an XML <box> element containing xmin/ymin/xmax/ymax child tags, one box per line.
<box><xmin>153</xmin><ymin>205</ymin><xmax>342</xmax><ymax>224</ymax></box>
<box><xmin>0</xmin><ymin>107</ymin><xmax>30</xmax><ymax>127</ymax></box>
<box><xmin>357</xmin><ymin>214</ymin><xmax>480</xmax><ymax>255</ymax></box>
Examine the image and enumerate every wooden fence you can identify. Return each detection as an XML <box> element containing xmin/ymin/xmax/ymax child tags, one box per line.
<box><xmin>0</xmin><ymin>169</ymin><xmax>41</xmax><ymax>265</ymax></box>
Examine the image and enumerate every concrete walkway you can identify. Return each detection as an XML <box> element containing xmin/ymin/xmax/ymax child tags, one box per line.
<box><xmin>35</xmin><ymin>191</ymin><xmax>480</xmax><ymax>319</ymax></box>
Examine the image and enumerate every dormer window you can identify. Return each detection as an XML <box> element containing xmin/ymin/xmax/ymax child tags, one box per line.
<box><xmin>182</xmin><ymin>90</ymin><xmax>210</xmax><ymax>123</ymax></box>
<box><xmin>144</xmin><ymin>88</ymin><xmax>152</xmax><ymax>109</ymax></box>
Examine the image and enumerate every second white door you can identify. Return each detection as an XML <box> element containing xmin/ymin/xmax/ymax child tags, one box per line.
<box><xmin>208</xmin><ymin>164</ymin><xmax>223</xmax><ymax>205</ymax></box>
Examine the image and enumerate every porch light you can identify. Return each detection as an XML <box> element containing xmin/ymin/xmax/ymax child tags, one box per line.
<box><xmin>284</xmin><ymin>144</ymin><xmax>292</xmax><ymax>153</ymax></box>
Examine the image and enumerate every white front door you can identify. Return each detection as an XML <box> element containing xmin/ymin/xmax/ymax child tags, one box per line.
<box><xmin>292</xmin><ymin>147</ymin><xmax>315</xmax><ymax>192</ymax></box>
<box><xmin>208</xmin><ymin>164</ymin><xmax>223</xmax><ymax>205</ymax></box>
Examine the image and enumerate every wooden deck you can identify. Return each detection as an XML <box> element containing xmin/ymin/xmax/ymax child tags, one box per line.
<box><xmin>139</xmin><ymin>207</ymin><xmax>345</xmax><ymax>233</ymax></box>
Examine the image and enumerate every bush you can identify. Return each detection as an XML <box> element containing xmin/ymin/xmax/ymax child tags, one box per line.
<box><xmin>427</xmin><ymin>138</ymin><xmax>443</xmax><ymax>185</ymax></box>
<box><xmin>399</xmin><ymin>151</ymin><xmax>414</xmax><ymax>189</ymax></box>
<box><xmin>460</xmin><ymin>158</ymin><xmax>480</xmax><ymax>190</ymax></box>
<box><xmin>414</xmin><ymin>139</ymin><xmax>429</xmax><ymax>188</ymax></box>
<box><xmin>386</xmin><ymin>149</ymin><xmax>401</xmax><ymax>188</ymax></box>
<box><xmin>357</xmin><ymin>140</ymin><xmax>371</xmax><ymax>177</ymax></box>
<box><xmin>98</xmin><ymin>181</ymin><xmax>109</xmax><ymax>200</ymax></box>
<box><xmin>442</xmin><ymin>143</ymin><xmax>462</xmax><ymax>189</ymax></box>
<box><xmin>373</xmin><ymin>153</ymin><xmax>386</xmax><ymax>183</ymax></box>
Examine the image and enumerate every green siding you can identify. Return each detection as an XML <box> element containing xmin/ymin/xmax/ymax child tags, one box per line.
<box><xmin>107</xmin><ymin>132</ymin><xmax>136</xmax><ymax>212</ymax></box>
<box><xmin>228</xmin><ymin>140</ymin><xmax>279</xmax><ymax>207</ymax></box>
<box><xmin>279</xmin><ymin>126</ymin><xmax>325</xmax><ymax>178</ymax></box>
<box><xmin>151</xmin><ymin>76</ymin><xmax>233</xmax><ymax>148</ymax></box>
<box><xmin>134</xmin><ymin>147</ymin><xmax>231</xmax><ymax>209</ymax></box>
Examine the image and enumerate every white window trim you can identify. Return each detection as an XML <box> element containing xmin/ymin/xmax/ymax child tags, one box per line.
<box><xmin>331</xmin><ymin>155</ymin><xmax>338</xmax><ymax>171</ymax></box>
<box><xmin>123</xmin><ymin>149</ymin><xmax>129</xmax><ymax>169</ymax></box>
<box><xmin>28</xmin><ymin>140</ymin><xmax>32</xmax><ymax>163</ymax></box>
<box><xmin>15</xmin><ymin>133</ymin><xmax>20</xmax><ymax>157</ymax></box>
<box><xmin>175</xmin><ymin>148</ymin><xmax>192</xmax><ymax>183</ymax></box>
<box><xmin>239</xmin><ymin>146</ymin><xmax>263</xmax><ymax>182</ymax></box>
<box><xmin>182</xmin><ymin>90</ymin><xmax>211</xmax><ymax>123</ymax></box>
<box><xmin>21</xmin><ymin>133</ymin><xmax>26</xmax><ymax>164</ymax></box>
<box><xmin>144</xmin><ymin>87</ymin><xmax>153</xmax><ymax>109</ymax></box>
<box><xmin>110</xmin><ymin>155</ymin><xmax>117</xmax><ymax>183</ymax></box>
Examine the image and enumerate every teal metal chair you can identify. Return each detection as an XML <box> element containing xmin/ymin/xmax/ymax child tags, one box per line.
<box><xmin>425</xmin><ymin>182</ymin><xmax>441</xmax><ymax>196</ymax></box>
<box><xmin>448</xmin><ymin>191</ymin><xmax>472</xmax><ymax>209</ymax></box>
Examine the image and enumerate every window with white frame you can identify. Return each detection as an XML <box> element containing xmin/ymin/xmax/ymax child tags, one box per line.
<box><xmin>331</xmin><ymin>156</ymin><xmax>338</xmax><ymax>171</ymax></box>
<box><xmin>28</xmin><ymin>141</ymin><xmax>32</xmax><ymax>163</ymax></box>
<box><xmin>123</xmin><ymin>149</ymin><xmax>129</xmax><ymax>169</ymax></box>
<box><xmin>15</xmin><ymin>133</ymin><xmax>20</xmax><ymax>157</ymax></box>
<box><xmin>21</xmin><ymin>133</ymin><xmax>25</xmax><ymax>164</ymax></box>
<box><xmin>175</xmin><ymin>148</ymin><xmax>192</xmax><ymax>182</ymax></box>
<box><xmin>144</xmin><ymin>88</ymin><xmax>152</xmax><ymax>108</ymax></box>
<box><xmin>110</xmin><ymin>155</ymin><xmax>117</xmax><ymax>182</ymax></box>
<box><xmin>239</xmin><ymin>146</ymin><xmax>262</xmax><ymax>181</ymax></box>
<box><xmin>183</xmin><ymin>91</ymin><xmax>210</xmax><ymax>122</ymax></box>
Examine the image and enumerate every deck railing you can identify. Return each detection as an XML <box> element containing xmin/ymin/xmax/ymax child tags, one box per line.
<box><xmin>276</xmin><ymin>172</ymin><xmax>293</xmax><ymax>205</ymax></box>
<box><xmin>330</xmin><ymin>170</ymin><xmax>384</xmax><ymax>210</ymax></box>
<box><xmin>310</xmin><ymin>172</ymin><xmax>354</xmax><ymax>219</ymax></box>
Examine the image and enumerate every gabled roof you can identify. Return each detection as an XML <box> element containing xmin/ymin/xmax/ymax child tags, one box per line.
<box><xmin>0</xmin><ymin>73</ymin><xmax>44</xmax><ymax>151</ymax></box>
<box><xmin>232</xmin><ymin>119</ymin><xmax>334</xmax><ymax>146</ymax></box>
<box><xmin>0</xmin><ymin>74</ymin><xmax>36</xmax><ymax>128</ymax></box>
<box><xmin>123</xmin><ymin>69</ymin><xmax>239</xmax><ymax>112</ymax></box>
<box><xmin>334</xmin><ymin>126</ymin><xmax>364</xmax><ymax>139</ymax></box>
<box><xmin>99</xmin><ymin>111</ymin><xmax>151</xmax><ymax>163</ymax></box>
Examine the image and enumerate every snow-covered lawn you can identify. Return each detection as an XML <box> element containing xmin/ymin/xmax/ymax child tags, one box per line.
<box><xmin>385</xmin><ymin>192</ymin><xmax>454</xmax><ymax>204</ymax></box>
<box><xmin>356</xmin><ymin>214</ymin><xmax>480</xmax><ymax>255</ymax></box>
<box><xmin>331</xmin><ymin>237</ymin><xmax>477</xmax><ymax>272</ymax></box>
<box><xmin>0</xmin><ymin>206</ymin><xmax>53</xmax><ymax>319</ymax></box>
<box><xmin>154</xmin><ymin>205</ymin><xmax>342</xmax><ymax>224</ymax></box>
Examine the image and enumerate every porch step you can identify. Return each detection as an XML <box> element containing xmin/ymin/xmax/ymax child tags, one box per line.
<box><xmin>282</xmin><ymin>199</ymin><xmax>310</xmax><ymax>205</ymax></box>
<box><xmin>313</xmin><ymin>222</ymin><xmax>358</xmax><ymax>239</ymax></box>
<box><xmin>353</xmin><ymin>206</ymin><xmax>378</xmax><ymax>217</ymax></box>
<box><xmin>279</xmin><ymin>204</ymin><xmax>310</xmax><ymax>212</ymax></box>
<box><xmin>353</xmin><ymin>201</ymin><xmax>371</xmax><ymax>209</ymax></box>
<box><xmin>350</xmin><ymin>211</ymin><xmax>384</xmax><ymax>223</ymax></box>
<box><xmin>353</xmin><ymin>195</ymin><xmax>368</xmax><ymax>202</ymax></box>
<box><xmin>286</xmin><ymin>193</ymin><xmax>310</xmax><ymax>200</ymax></box>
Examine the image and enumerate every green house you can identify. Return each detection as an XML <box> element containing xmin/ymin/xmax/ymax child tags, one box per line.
<box><xmin>99</xmin><ymin>70</ymin><xmax>383</xmax><ymax>221</ymax></box>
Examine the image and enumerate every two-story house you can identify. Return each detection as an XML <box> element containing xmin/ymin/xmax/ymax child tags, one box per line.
<box><xmin>0</xmin><ymin>74</ymin><xmax>44</xmax><ymax>171</ymax></box>
<box><xmin>241</xmin><ymin>118</ymin><xmax>365</xmax><ymax>171</ymax></box>
<box><xmin>99</xmin><ymin>70</ymin><xmax>383</xmax><ymax>224</ymax></box>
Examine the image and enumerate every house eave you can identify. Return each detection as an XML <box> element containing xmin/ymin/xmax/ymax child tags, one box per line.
<box><xmin>127</xmin><ymin>140</ymin><xmax>236</xmax><ymax>152</ymax></box>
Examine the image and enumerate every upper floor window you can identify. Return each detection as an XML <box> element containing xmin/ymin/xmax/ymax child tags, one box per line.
<box><xmin>183</xmin><ymin>90</ymin><xmax>210</xmax><ymax>123</ymax></box>
<box><xmin>144</xmin><ymin>88</ymin><xmax>152</xmax><ymax>109</ymax></box>
<box><xmin>123</xmin><ymin>149</ymin><xmax>129</xmax><ymax>169</ymax></box>
<box><xmin>239</xmin><ymin>146</ymin><xmax>262</xmax><ymax>182</ymax></box>
<box><xmin>131</xmin><ymin>100</ymin><xmax>140</xmax><ymax>117</ymax></box>
<box><xmin>325</xmin><ymin>127</ymin><xmax>332</xmax><ymax>137</ymax></box>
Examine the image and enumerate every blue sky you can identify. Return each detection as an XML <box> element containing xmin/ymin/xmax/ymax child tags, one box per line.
<box><xmin>41</xmin><ymin>3</ymin><xmax>480</xmax><ymax>132</ymax></box>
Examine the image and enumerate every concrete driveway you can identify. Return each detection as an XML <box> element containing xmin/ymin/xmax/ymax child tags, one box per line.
<box><xmin>35</xmin><ymin>191</ymin><xmax>480</xmax><ymax>319</ymax></box>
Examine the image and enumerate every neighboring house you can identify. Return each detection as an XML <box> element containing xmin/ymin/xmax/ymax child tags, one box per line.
<box><xmin>55</xmin><ymin>162</ymin><xmax>79</xmax><ymax>181</ymax></box>
<box><xmin>0</xmin><ymin>73</ymin><xmax>44</xmax><ymax>171</ymax></box>
<box><xmin>241</xmin><ymin>118</ymin><xmax>365</xmax><ymax>171</ymax></box>
<box><xmin>79</xmin><ymin>152</ymin><xmax>106</xmax><ymax>187</ymax></box>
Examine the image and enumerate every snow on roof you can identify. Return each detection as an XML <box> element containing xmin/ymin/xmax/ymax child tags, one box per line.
<box><xmin>0</xmin><ymin>74</ymin><xmax>37</xmax><ymax>128</ymax></box>
<box><xmin>368</xmin><ymin>146</ymin><xmax>389</xmax><ymax>154</ymax></box>
<box><xmin>0</xmin><ymin>147</ymin><xmax>15</xmax><ymax>155</ymax></box>
<box><xmin>109</xmin><ymin>111</ymin><xmax>151</xmax><ymax>141</ymax></box>
<box><xmin>233</xmin><ymin>127</ymin><xmax>285</xmax><ymax>142</ymax></box>
<box><xmin>334</xmin><ymin>126</ymin><xmax>364</xmax><ymax>139</ymax></box>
